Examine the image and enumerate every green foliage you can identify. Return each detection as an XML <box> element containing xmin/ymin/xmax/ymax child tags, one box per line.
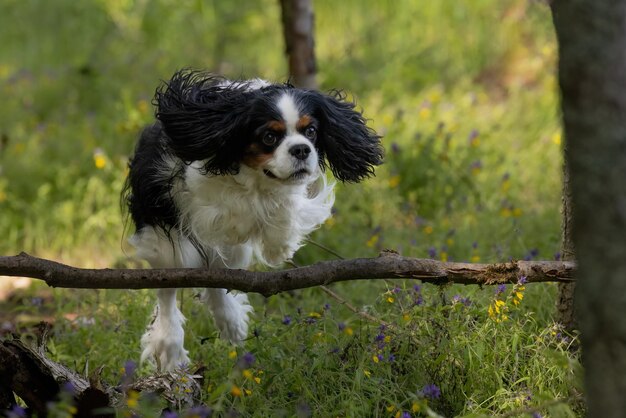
<box><xmin>0</xmin><ymin>0</ymin><xmax>581</xmax><ymax>416</ymax></box>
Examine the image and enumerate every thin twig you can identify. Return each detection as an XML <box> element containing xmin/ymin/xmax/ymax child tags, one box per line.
<box><xmin>319</xmin><ymin>285</ymin><xmax>389</xmax><ymax>327</ymax></box>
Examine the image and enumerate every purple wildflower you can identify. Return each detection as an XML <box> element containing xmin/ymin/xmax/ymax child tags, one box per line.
<box><xmin>124</xmin><ymin>360</ymin><xmax>137</xmax><ymax>377</ymax></box>
<box><xmin>518</xmin><ymin>276</ymin><xmax>528</xmax><ymax>285</ymax></box>
<box><xmin>401</xmin><ymin>412</ymin><xmax>411</xmax><ymax>418</ymax></box>
<box><xmin>496</xmin><ymin>284</ymin><xmax>506</xmax><ymax>295</ymax></box>
<box><xmin>237</xmin><ymin>352</ymin><xmax>255</xmax><ymax>369</ymax></box>
<box><xmin>323</xmin><ymin>303</ymin><xmax>331</xmax><ymax>311</ymax></box>
<box><xmin>388</xmin><ymin>354</ymin><xmax>396</xmax><ymax>362</ymax></box>
<box><xmin>428</xmin><ymin>246</ymin><xmax>437</xmax><ymax>258</ymax></box>
<box><xmin>472</xmin><ymin>241</ymin><xmax>478</xmax><ymax>249</ymax></box>
<box><xmin>7</xmin><ymin>405</ymin><xmax>26</xmax><ymax>418</ymax></box>
<box><xmin>468</xmin><ymin>129</ymin><xmax>479</xmax><ymax>142</ymax></box>
<box><xmin>421</xmin><ymin>384</ymin><xmax>441</xmax><ymax>400</ymax></box>
<box><xmin>282</xmin><ymin>315</ymin><xmax>292</xmax><ymax>325</ymax></box>
<box><xmin>554</xmin><ymin>252</ymin><xmax>561</xmax><ymax>261</ymax></box>
<box><xmin>391</xmin><ymin>142</ymin><xmax>401</xmax><ymax>154</ymax></box>
<box><xmin>186</xmin><ymin>405</ymin><xmax>213</xmax><ymax>418</ymax></box>
<box><xmin>375</xmin><ymin>334</ymin><xmax>385</xmax><ymax>342</ymax></box>
<box><xmin>337</xmin><ymin>322</ymin><xmax>346</xmax><ymax>331</ymax></box>
<box><xmin>532</xmin><ymin>413</ymin><xmax>542</xmax><ymax>418</ymax></box>
<box><xmin>62</xmin><ymin>381</ymin><xmax>76</xmax><ymax>395</ymax></box>
<box><xmin>162</xmin><ymin>411</ymin><xmax>178</xmax><ymax>418</ymax></box>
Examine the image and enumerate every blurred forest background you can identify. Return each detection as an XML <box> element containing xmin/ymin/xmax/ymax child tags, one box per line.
<box><xmin>0</xmin><ymin>0</ymin><xmax>561</xmax><ymax>266</ymax></box>
<box><xmin>1</xmin><ymin>1</ymin><xmax>580</xmax><ymax>417</ymax></box>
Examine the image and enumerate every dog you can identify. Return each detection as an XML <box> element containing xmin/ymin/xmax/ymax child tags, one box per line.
<box><xmin>123</xmin><ymin>69</ymin><xmax>383</xmax><ymax>371</ymax></box>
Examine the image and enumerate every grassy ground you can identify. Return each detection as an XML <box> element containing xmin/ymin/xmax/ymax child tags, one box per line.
<box><xmin>0</xmin><ymin>0</ymin><xmax>582</xmax><ymax>416</ymax></box>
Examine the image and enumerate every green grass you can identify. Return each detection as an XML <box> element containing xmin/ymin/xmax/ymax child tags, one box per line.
<box><xmin>0</xmin><ymin>0</ymin><xmax>583</xmax><ymax>416</ymax></box>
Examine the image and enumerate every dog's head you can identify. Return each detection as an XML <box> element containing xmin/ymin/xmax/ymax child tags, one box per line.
<box><xmin>154</xmin><ymin>70</ymin><xmax>383</xmax><ymax>184</ymax></box>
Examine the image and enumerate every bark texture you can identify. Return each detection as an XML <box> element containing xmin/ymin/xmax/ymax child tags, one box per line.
<box><xmin>0</xmin><ymin>326</ymin><xmax>114</xmax><ymax>417</ymax></box>
<box><xmin>552</xmin><ymin>1</ymin><xmax>626</xmax><ymax>415</ymax></box>
<box><xmin>557</xmin><ymin>131</ymin><xmax>576</xmax><ymax>329</ymax></box>
<box><xmin>279</xmin><ymin>0</ymin><xmax>317</xmax><ymax>89</ymax></box>
<box><xmin>0</xmin><ymin>252</ymin><xmax>574</xmax><ymax>296</ymax></box>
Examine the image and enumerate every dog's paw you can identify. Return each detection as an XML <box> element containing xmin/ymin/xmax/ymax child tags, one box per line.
<box><xmin>212</xmin><ymin>292</ymin><xmax>254</xmax><ymax>344</ymax></box>
<box><xmin>262</xmin><ymin>245</ymin><xmax>296</xmax><ymax>267</ymax></box>
<box><xmin>140</xmin><ymin>318</ymin><xmax>190</xmax><ymax>371</ymax></box>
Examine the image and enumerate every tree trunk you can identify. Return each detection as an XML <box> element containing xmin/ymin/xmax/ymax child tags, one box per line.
<box><xmin>279</xmin><ymin>0</ymin><xmax>317</xmax><ymax>89</ymax></box>
<box><xmin>557</xmin><ymin>137</ymin><xmax>576</xmax><ymax>330</ymax></box>
<box><xmin>552</xmin><ymin>1</ymin><xmax>626</xmax><ymax>415</ymax></box>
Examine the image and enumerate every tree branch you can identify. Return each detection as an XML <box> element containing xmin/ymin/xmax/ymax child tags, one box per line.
<box><xmin>0</xmin><ymin>252</ymin><xmax>575</xmax><ymax>297</ymax></box>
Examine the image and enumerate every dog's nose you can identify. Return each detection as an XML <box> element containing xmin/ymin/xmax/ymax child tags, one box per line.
<box><xmin>289</xmin><ymin>144</ymin><xmax>311</xmax><ymax>160</ymax></box>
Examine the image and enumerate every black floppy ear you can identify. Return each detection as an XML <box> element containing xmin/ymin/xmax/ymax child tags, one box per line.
<box><xmin>154</xmin><ymin>69</ymin><xmax>251</xmax><ymax>175</ymax></box>
<box><xmin>310</xmin><ymin>90</ymin><xmax>383</xmax><ymax>182</ymax></box>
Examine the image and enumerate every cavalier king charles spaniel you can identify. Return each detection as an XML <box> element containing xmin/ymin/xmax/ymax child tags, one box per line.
<box><xmin>124</xmin><ymin>69</ymin><xmax>383</xmax><ymax>370</ymax></box>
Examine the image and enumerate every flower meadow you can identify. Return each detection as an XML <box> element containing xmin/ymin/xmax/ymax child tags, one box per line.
<box><xmin>1</xmin><ymin>0</ymin><xmax>583</xmax><ymax>416</ymax></box>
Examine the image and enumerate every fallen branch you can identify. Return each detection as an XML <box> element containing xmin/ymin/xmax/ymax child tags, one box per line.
<box><xmin>0</xmin><ymin>252</ymin><xmax>575</xmax><ymax>297</ymax></box>
<box><xmin>0</xmin><ymin>325</ymin><xmax>206</xmax><ymax>415</ymax></box>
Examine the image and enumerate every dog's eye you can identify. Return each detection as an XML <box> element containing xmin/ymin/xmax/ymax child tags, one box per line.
<box><xmin>262</xmin><ymin>132</ymin><xmax>278</xmax><ymax>146</ymax></box>
<box><xmin>304</xmin><ymin>126</ymin><xmax>317</xmax><ymax>140</ymax></box>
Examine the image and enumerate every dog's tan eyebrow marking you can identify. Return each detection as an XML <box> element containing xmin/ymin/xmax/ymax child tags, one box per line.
<box><xmin>267</xmin><ymin>120</ymin><xmax>286</xmax><ymax>132</ymax></box>
<box><xmin>296</xmin><ymin>115</ymin><xmax>313</xmax><ymax>130</ymax></box>
<box><xmin>242</xmin><ymin>143</ymin><xmax>273</xmax><ymax>168</ymax></box>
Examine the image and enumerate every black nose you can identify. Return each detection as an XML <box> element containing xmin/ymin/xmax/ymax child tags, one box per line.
<box><xmin>289</xmin><ymin>144</ymin><xmax>312</xmax><ymax>160</ymax></box>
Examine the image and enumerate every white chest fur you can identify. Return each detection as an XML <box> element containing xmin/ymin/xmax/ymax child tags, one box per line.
<box><xmin>178</xmin><ymin>163</ymin><xmax>334</xmax><ymax>266</ymax></box>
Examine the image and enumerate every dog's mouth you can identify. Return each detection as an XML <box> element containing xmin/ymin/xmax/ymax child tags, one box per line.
<box><xmin>263</xmin><ymin>168</ymin><xmax>310</xmax><ymax>181</ymax></box>
<box><xmin>263</xmin><ymin>169</ymin><xmax>278</xmax><ymax>179</ymax></box>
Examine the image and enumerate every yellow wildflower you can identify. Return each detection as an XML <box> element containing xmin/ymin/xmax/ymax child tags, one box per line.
<box><xmin>423</xmin><ymin>225</ymin><xmax>433</xmax><ymax>234</ymax></box>
<box><xmin>471</xmin><ymin>255</ymin><xmax>480</xmax><ymax>263</ymax></box>
<box><xmin>344</xmin><ymin>327</ymin><xmax>354</xmax><ymax>336</ymax></box>
<box><xmin>231</xmin><ymin>385</ymin><xmax>242</xmax><ymax>397</ymax></box>
<box><xmin>126</xmin><ymin>390</ymin><xmax>140</xmax><ymax>408</ymax></box>
<box><xmin>412</xmin><ymin>402</ymin><xmax>421</xmax><ymax>412</ymax></box>
<box><xmin>228</xmin><ymin>350</ymin><xmax>237</xmax><ymax>359</ymax></box>
<box><xmin>372</xmin><ymin>355</ymin><xmax>380</xmax><ymax>364</ymax></box>
<box><xmin>93</xmin><ymin>152</ymin><xmax>106</xmax><ymax>169</ymax></box>
<box><xmin>388</xmin><ymin>175</ymin><xmax>401</xmax><ymax>188</ymax></box>
<box><xmin>243</xmin><ymin>369</ymin><xmax>253</xmax><ymax>379</ymax></box>
<box><xmin>419</xmin><ymin>107</ymin><xmax>431</xmax><ymax>120</ymax></box>
<box><xmin>366</xmin><ymin>234</ymin><xmax>379</xmax><ymax>248</ymax></box>
<box><xmin>254</xmin><ymin>377</ymin><xmax>261</xmax><ymax>384</ymax></box>
<box><xmin>386</xmin><ymin>296</ymin><xmax>395</xmax><ymax>304</ymax></box>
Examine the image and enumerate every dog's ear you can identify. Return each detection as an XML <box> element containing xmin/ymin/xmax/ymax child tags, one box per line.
<box><xmin>309</xmin><ymin>90</ymin><xmax>383</xmax><ymax>182</ymax></box>
<box><xmin>154</xmin><ymin>70</ymin><xmax>251</xmax><ymax>175</ymax></box>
